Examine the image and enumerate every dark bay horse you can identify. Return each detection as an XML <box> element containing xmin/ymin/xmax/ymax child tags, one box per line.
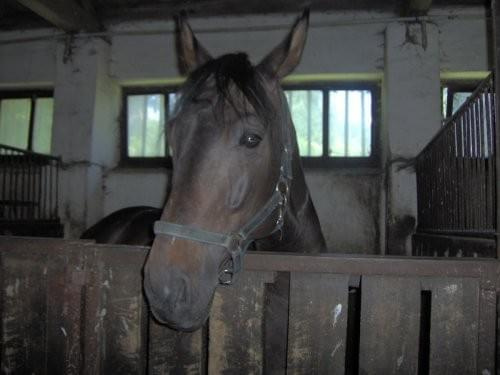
<box><xmin>81</xmin><ymin>206</ymin><xmax>161</xmax><ymax>245</ymax></box>
<box><xmin>84</xmin><ymin>10</ymin><xmax>326</xmax><ymax>331</ymax></box>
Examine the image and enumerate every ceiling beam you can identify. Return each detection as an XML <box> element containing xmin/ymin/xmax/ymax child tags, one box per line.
<box><xmin>406</xmin><ymin>0</ymin><xmax>433</xmax><ymax>16</ymax></box>
<box><xmin>15</xmin><ymin>0</ymin><xmax>100</xmax><ymax>32</ymax></box>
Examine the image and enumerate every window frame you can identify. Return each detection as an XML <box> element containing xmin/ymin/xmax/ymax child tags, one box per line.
<box><xmin>120</xmin><ymin>82</ymin><xmax>380</xmax><ymax>169</ymax></box>
<box><xmin>282</xmin><ymin>82</ymin><xmax>380</xmax><ymax>168</ymax></box>
<box><xmin>120</xmin><ymin>86</ymin><xmax>178</xmax><ymax>168</ymax></box>
<box><xmin>0</xmin><ymin>90</ymin><xmax>54</xmax><ymax>152</ymax></box>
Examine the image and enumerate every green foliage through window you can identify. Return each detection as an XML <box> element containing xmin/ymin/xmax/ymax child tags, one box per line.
<box><xmin>0</xmin><ymin>93</ymin><xmax>54</xmax><ymax>153</ymax></box>
<box><xmin>125</xmin><ymin>91</ymin><xmax>177</xmax><ymax>158</ymax></box>
<box><xmin>285</xmin><ymin>88</ymin><xmax>373</xmax><ymax>158</ymax></box>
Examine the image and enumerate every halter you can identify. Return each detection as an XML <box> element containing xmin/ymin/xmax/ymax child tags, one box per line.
<box><xmin>154</xmin><ymin>97</ymin><xmax>293</xmax><ymax>285</ymax></box>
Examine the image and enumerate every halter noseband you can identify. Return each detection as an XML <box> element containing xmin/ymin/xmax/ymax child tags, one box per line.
<box><xmin>154</xmin><ymin>94</ymin><xmax>293</xmax><ymax>285</ymax></box>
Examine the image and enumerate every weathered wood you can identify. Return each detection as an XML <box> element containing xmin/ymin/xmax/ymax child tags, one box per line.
<box><xmin>359</xmin><ymin>276</ymin><xmax>420</xmax><ymax>375</ymax></box>
<box><xmin>244</xmin><ymin>252</ymin><xmax>499</xmax><ymax>289</ymax></box>
<box><xmin>208</xmin><ymin>271</ymin><xmax>275</xmax><ymax>374</ymax></box>
<box><xmin>97</xmin><ymin>246</ymin><xmax>149</xmax><ymax>374</ymax></box>
<box><xmin>492</xmin><ymin>0</ymin><xmax>500</xmax><ymax>260</ymax></box>
<box><xmin>14</xmin><ymin>0</ymin><xmax>100</xmax><ymax>32</ymax></box>
<box><xmin>424</xmin><ymin>278</ymin><xmax>479</xmax><ymax>374</ymax></box>
<box><xmin>1</xmin><ymin>237</ymin><xmax>499</xmax><ymax>374</ymax></box>
<box><xmin>81</xmin><ymin>245</ymin><xmax>104</xmax><ymax>375</ymax></box>
<box><xmin>263</xmin><ymin>272</ymin><xmax>290</xmax><ymax>375</ymax></box>
<box><xmin>1</xmin><ymin>250</ymin><xmax>48</xmax><ymax>374</ymax></box>
<box><xmin>148</xmin><ymin>321</ymin><xmax>205</xmax><ymax>374</ymax></box>
<box><xmin>287</xmin><ymin>272</ymin><xmax>349</xmax><ymax>374</ymax></box>
<box><xmin>45</xmin><ymin>245</ymin><xmax>86</xmax><ymax>375</ymax></box>
<box><xmin>407</xmin><ymin>0</ymin><xmax>433</xmax><ymax>15</ymax></box>
<box><xmin>477</xmin><ymin>289</ymin><xmax>496</xmax><ymax>374</ymax></box>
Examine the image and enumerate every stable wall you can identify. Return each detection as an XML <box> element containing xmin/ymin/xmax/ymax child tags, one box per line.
<box><xmin>0</xmin><ymin>7</ymin><xmax>490</xmax><ymax>253</ymax></box>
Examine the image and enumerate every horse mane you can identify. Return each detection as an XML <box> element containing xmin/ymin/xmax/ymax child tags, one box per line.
<box><xmin>177</xmin><ymin>53</ymin><xmax>274</xmax><ymax>126</ymax></box>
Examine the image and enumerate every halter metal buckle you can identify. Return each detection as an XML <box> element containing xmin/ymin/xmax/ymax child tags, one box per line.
<box><xmin>276</xmin><ymin>179</ymin><xmax>289</xmax><ymax>197</ymax></box>
<box><xmin>219</xmin><ymin>267</ymin><xmax>234</xmax><ymax>285</ymax></box>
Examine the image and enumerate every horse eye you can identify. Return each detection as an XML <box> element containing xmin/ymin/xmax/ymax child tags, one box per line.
<box><xmin>240</xmin><ymin>133</ymin><xmax>262</xmax><ymax>148</ymax></box>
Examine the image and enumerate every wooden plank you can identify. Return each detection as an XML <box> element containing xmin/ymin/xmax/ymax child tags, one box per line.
<box><xmin>0</xmin><ymin>238</ymin><xmax>90</xmax><ymax>375</ymax></box>
<box><xmin>148</xmin><ymin>320</ymin><xmax>205</xmax><ymax>375</ymax></box>
<box><xmin>287</xmin><ymin>272</ymin><xmax>349</xmax><ymax>375</ymax></box>
<box><xmin>407</xmin><ymin>0</ymin><xmax>433</xmax><ymax>15</ymax></box>
<box><xmin>1</xmin><ymin>237</ymin><xmax>499</xmax><ymax>283</ymax></box>
<box><xmin>97</xmin><ymin>246</ymin><xmax>149</xmax><ymax>375</ymax></box>
<box><xmin>359</xmin><ymin>276</ymin><xmax>420</xmax><ymax>375</ymax></box>
<box><xmin>243</xmin><ymin>251</ymin><xmax>500</xmax><ymax>287</ymax></box>
<box><xmin>477</xmin><ymin>289</ymin><xmax>496</xmax><ymax>374</ymax></box>
<box><xmin>81</xmin><ymin>246</ymin><xmax>104</xmax><ymax>375</ymax></box>
<box><xmin>263</xmin><ymin>272</ymin><xmax>289</xmax><ymax>375</ymax></box>
<box><xmin>426</xmin><ymin>277</ymin><xmax>479</xmax><ymax>375</ymax></box>
<box><xmin>492</xmin><ymin>0</ymin><xmax>500</xmax><ymax>259</ymax></box>
<box><xmin>1</xmin><ymin>250</ymin><xmax>48</xmax><ymax>374</ymax></box>
<box><xmin>14</xmin><ymin>0</ymin><xmax>100</xmax><ymax>32</ymax></box>
<box><xmin>45</xmin><ymin>243</ymin><xmax>86</xmax><ymax>375</ymax></box>
<box><xmin>208</xmin><ymin>270</ymin><xmax>275</xmax><ymax>374</ymax></box>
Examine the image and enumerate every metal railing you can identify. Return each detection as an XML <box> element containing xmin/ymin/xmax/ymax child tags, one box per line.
<box><xmin>0</xmin><ymin>144</ymin><xmax>60</xmax><ymax>222</ymax></box>
<box><xmin>415</xmin><ymin>74</ymin><xmax>496</xmax><ymax>248</ymax></box>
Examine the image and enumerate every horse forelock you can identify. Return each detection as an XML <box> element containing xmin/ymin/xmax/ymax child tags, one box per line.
<box><xmin>177</xmin><ymin>53</ymin><xmax>275</xmax><ymax>127</ymax></box>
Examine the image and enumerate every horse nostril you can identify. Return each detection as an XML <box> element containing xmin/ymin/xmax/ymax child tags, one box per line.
<box><xmin>145</xmin><ymin>267</ymin><xmax>192</xmax><ymax>312</ymax></box>
<box><xmin>174</xmin><ymin>273</ymin><xmax>191</xmax><ymax>307</ymax></box>
<box><xmin>162</xmin><ymin>285</ymin><xmax>171</xmax><ymax>298</ymax></box>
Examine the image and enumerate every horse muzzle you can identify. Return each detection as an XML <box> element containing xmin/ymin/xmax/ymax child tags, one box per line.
<box><xmin>143</xmin><ymin>265</ymin><xmax>214</xmax><ymax>331</ymax></box>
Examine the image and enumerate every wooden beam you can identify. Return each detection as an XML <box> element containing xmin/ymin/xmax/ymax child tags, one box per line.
<box><xmin>404</xmin><ymin>0</ymin><xmax>433</xmax><ymax>16</ymax></box>
<box><xmin>492</xmin><ymin>0</ymin><xmax>500</xmax><ymax>259</ymax></box>
<box><xmin>15</xmin><ymin>0</ymin><xmax>100</xmax><ymax>32</ymax></box>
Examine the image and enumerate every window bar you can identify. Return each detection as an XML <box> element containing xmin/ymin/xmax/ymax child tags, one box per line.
<box><xmin>48</xmin><ymin>157</ymin><xmax>52</xmax><ymax>219</ymax></box>
<box><xmin>344</xmin><ymin>91</ymin><xmax>350</xmax><ymax>157</ymax></box>
<box><xmin>1</xmin><ymin>148</ymin><xmax>6</xmax><ymax>219</ymax></box>
<box><xmin>361</xmin><ymin>91</ymin><xmax>366</xmax><ymax>157</ymax></box>
<box><xmin>8</xmin><ymin>150</ymin><xmax>13</xmax><ymax>220</ymax></box>
<box><xmin>165</xmin><ymin>93</ymin><xmax>169</xmax><ymax>156</ymax></box>
<box><xmin>288</xmin><ymin>92</ymin><xmax>294</xmax><ymax>139</ymax></box>
<box><xmin>323</xmin><ymin>90</ymin><xmax>329</xmax><ymax>157</ymax></box>
<box><xmin>307</xmin><ymin>90</ymin><xmax>312</xmax><ymax>156</ymax></box>
<box><xmin>141</xmin><ymin>95</ymin><xmax>148</xmax><ymax>156</ymax></box>
<box><xmin>55</xmin><ymin>159</ymin><xmax>60</xmax><ymax>220</ymax></box>
<box><xmin>27</xmin><ymin>95</ymin><xmax>36</xmax><ymax>151</ymax></box>
<box><xmin>38</xmin><ymin>159</ymin><xmax>42</xmax><ymax>220</ymax></box>
<box><xmin>22</xmin><ymin>151</ymin><xmax>27</xmax><ymax>219</ymax></box>
<box><xmin>43</xmin><ymin>159</ymin><xmax>48</xmax><ymax>219</ymax></box>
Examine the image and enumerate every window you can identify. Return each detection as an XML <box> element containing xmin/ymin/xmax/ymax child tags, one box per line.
<box><xmin>122</xmin><ymin>84</ymin><xmax>378</xmax><ymax>168</ymax></box>
<box><xmin>0</xmin><ymin>91</ymin><xmax>54</xmax><ymax>154</ymax></box>
<box><xmin>284</xmin><ymin>84</ymin><xmax>378</xmax><ymax>167</ymax></box>
<box><xmin>442</xmin><ymin>82</ymin><xmax>477</xmax><ymax>119</ymax></box>
<box><xmin>122</xmin><ymin>88</ymin><xmax>178</xmax><ymax>166</ymax></box>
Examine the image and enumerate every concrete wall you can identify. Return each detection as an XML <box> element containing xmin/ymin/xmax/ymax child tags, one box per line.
<box><xmin>0</xmin><ymin>7</ymin><xmax>490</xmax><ymax>253</ymax></box>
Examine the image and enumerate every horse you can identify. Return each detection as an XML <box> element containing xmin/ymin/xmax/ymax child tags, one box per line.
<box><xmin>81</xmin><ymin>206</ymin><xmax>161</xmax><ymax>245</ymax></box>
<box><xmin>84</xmin><ymin>9</ymin><xmax>326</xmax><ymax>331</ymax></box>
<box><xmin>144</xmin><ymin>9</ymin><xmax>327</xmax><ymax>331</ymax></box>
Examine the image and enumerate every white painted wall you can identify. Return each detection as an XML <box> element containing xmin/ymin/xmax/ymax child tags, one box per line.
<box><xmin>0</xmin><ymin>7</ymin><xmax>490</xmax><ymax>253</ymax></box>
<box><xmin>0</xmin><ymin>30</ymin><xmax>57</xmax><ymax>87</ymax></box>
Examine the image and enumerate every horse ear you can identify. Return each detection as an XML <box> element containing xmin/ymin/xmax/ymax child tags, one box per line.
<box><xmin>257</xmin><ymin>9</ymin><xmax>309</xmax><ymax>79</ymax></box>
<box><xmin>175</xmin><ymin>13</ymin><xmax>212</xmax><ymax>75</ymax></box>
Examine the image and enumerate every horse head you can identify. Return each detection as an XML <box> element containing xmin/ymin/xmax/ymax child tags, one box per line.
<box><xmin>144</xmin><ymin>10</ymin><xmax>312</xmax><ymax>331</ymax></box>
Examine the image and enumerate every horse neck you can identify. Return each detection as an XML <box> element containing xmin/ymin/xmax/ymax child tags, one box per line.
<box><xmin>256</xmin><ymin>125</ymin><xmax>327</xmax><ymax>253</ymax></box>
